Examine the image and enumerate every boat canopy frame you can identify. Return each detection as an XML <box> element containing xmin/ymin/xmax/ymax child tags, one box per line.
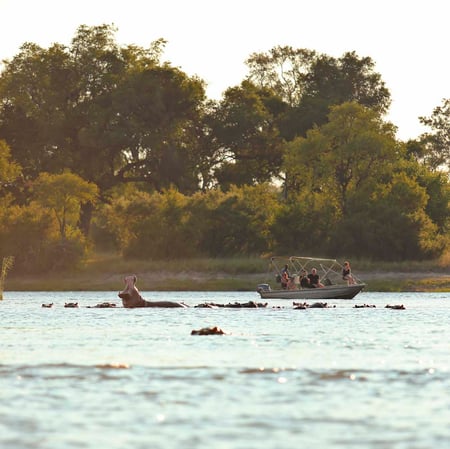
<box><xmin>268</xmin><ymin>256</ymin><xmax>363</xmax><ymax>286</ymax></box>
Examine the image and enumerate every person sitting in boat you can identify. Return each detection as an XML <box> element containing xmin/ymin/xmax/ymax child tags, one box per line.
<box><xmin>299</xmin><ymin>270</ymin><xmax>310</xmax><ymax>288</ymax></box>
<box><xmin>280</xmin><ymin>264</ymin><xmax>290</xmax><ymax>289</ymax></box>
<box><xmin>287</xmin><ymin>275</ymin><xmax>297</xmax><ymax>290</ymax></box>
<box><xmin>342</xmin><ymin>261</ymin><xmax>356</xmax><ymax>285</ymax></box>
<box><xmin>307</xmin><ymin>268</ymin><xmax>324</xmax><ymax>288</ymax></box>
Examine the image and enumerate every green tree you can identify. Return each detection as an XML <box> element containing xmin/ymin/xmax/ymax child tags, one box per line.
<box><xmin>0</xmin><ymin>24</ymin><xmax>209</xmax><ymax>236</ymax></box>
<box><xmin>190</xmin><ymin>184</ymin><xmax>280</xmax><ymax>256</ymax></box>
<box><xmin>32</xmin><ymin>172</ymin><xmax>98</xmax><ymax>240</ymax></box>
<box><xmin>418</xmin><ymin>169</ymin><xmax>450</xmax><ymax>233</ymax></box>
<box><xmin>339</xmin><ymin>173</ymin><xmax>445</xmax><ymax>260</ymax></box>
<box><xmin>0</xmin><ymin>140</ymin><xmax>21</xmax><ymax>192</ymax></box>
<box><xmin>284</xmin><ymin>102</ymin><xmax>398</xmax><ymax>216</ymax></box>
<box><xmin>206</xmin><ymin>81</ymin><xmax>285</xmax><ymax>187</ymax></box>
<box><xmin>270</xmin><ymin>193</ymin><xmax>337</xmax><ymax>255</ymax></box>
<box><xmin>98</xmin><ymin>183</ymin><xmax>280</xmax><ymax>258</ymax></box>
<box><xmin>100</xmin><ymin>187</ymin><xmax>199</xmax><ymax>259</ymax></box>
<box><xmin>403</xmin><ymin>138</ymin><xmax>450</xmax><ymax>232</ymax></box>
<box><xmin>246</xmin><ymin>47</ymin><xmax>390</xmax><ymax>139</ymax></box>
<box><xmin>0</xmin><ymin>202</ymin><xmax>58</xmax><ymax>273</ymax></box>
<box><xmin>402</xmin><ymin>155</ymin><xmax>450</xmax><ymax>234</ymax></box>
<box><xmin>419</xmin><ymin>98</ymin><xmax>450</xmax><ymax>169</ymax></box>
<box><xmin>110</xmin><ymin>64</ymin><xmax>206</xmax><ymax>191</ymax></box>
<box><xmin>246</xmin><ymin>46</ymin><xmax>317</xmax><ymax>106</ymax></box>
<box><xmin>0</xmin><ymin>25</ymin><xmax>207</xmax><ymax>200</ymax></box>
<box><xmin>0</xmin><ymin>42</ymin><xmax>74</xmax><ymax>176</ymax></box>
<box><xmin>281</xmin><ymin>102</ymin><xmax>446</xmax><ymax>260</ymax></box>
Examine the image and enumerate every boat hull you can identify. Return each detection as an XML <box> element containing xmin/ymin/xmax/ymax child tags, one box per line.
<box><xmin>258</xmin><ymin>283</ymin><xmax>365</xmax><ymax>300</ymax></box>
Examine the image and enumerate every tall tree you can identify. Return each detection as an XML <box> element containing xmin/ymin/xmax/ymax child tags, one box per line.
<box><xmin>246</xmin><ymin>47</ymin><xmax>391</xmax><ymax>139</ymax></box>
<box><xmin>246</xmin><ymin>46</ymin><xmax>317</xmax><ymax>106</ymax></box>
<box><xmin>0</xmin><ymin>140</ymin><xmax>21</xmax><ymax>190</ymax></box>
<box><xmin>281</xmin><ymin>102</ymin><xmax>446</xmax><ymax>260</ymax></box>
<box><xmin>32</xmin><ymin>172</ymin><xmax>98</xmax><ymax>240</ymax></box>
<box><xmin>0</xmin><ymin>24</ymin><xmax>207</xmax><ymax>193</ymax></box>
<box><xmin>0</xmin><ymin>42</ymin><xmax>72</xmax><ymax>175</ymax></box>
<box><xmin>206</xmin><ymin>80</ymin><xmax>285</xmax><ymax>187</ymax></box>
<box><xmin>0</xmin><ymin>25</ymin><xmax>208</xmax><ymax>234</ymax></box>
<box><xmin>419</xmin><ymin>98</ymin><xmax>450</xmax><ymax>170</ymax></box>
<box><xmin>284</xmin><ymin>102</ymin><xmax>398</xmax><ymax>216</ymax></box>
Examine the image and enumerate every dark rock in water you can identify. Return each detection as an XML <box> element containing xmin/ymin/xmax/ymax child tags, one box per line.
<box><xmin>191</xmin><ymin>326</ymin><xmax>226</xmax><ymax>335</ymax></box>
<box><xmin>64</xmin><ymin>302</ymin><xmax>78</xmax><ymax>308</ymax></box>
<box><xmin>385</xmin><ymin>304</ymin><xmax>405</xmax><ymax>310</ymax></box>
<box><xmin>42</xmin><ymin>303</ymin><xmax>53</xmax><ymax>308</ymax></box>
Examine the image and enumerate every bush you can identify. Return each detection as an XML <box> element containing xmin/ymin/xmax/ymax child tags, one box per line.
<box><xmin>0</xmin><ymin>202</ymin><xmax>88</xmax><ymax>273</ymax></box>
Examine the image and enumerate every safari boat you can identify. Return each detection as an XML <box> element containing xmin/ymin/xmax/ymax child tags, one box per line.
<box><xmin>257</xmin><ymin>256</ymin><xmax>365</xmax><ymax>300</ymax></box>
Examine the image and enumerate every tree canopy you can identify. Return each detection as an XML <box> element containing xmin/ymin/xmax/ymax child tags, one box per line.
<box><xmin>0</xmin><ymin>140</ymin><xmax>21</xmax><ymax>189</ymax></box>
<box><xmin>33</xmin><ymin>171</ymin><xmax>98</xmax><ymax>240</ymax></box>
<box><xmin>281</xmin><ymin>103</ymin><xmax>445</xmax><ymax>259</ymax></box>
<box><xmin>0</xmin><ymin>24</ymin><xmax>206</xmax><ymax>193</ymax></box>
<box><xmin>419</xmin><ymin>98</ymin><xmax>450</xmax><ymax>170</ymax></box>
<box><xmin>0</xmin><ymin>25</ymin><xmax>449</xmax><ymax>269</ymax></box>
<box><xmin>246</xmin><ymin>46</ymin><xmax>391</xmax><ymax>139</ymax></box>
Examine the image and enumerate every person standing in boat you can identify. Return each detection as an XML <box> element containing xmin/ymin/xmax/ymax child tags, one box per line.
<box><xmin>307</xmin><ymin>268</ymin><xmax>324</xmax><ymax>288</ymax></box>
<box><xmin>342</xmin><ymin>261</ymin><xmax>356</xmax><ymax>285</ymax></box>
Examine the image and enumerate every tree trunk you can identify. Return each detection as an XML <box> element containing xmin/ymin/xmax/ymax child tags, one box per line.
<box><xmin>79</xmin><ymin>202</ymin><xmax>94</xmax><ymax>237</ymax></box>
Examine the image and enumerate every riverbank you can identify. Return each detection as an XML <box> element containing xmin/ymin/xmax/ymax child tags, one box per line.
<box><xmin>5</xmin><ymin>263</ymin><xmax>450</xmax><ymax>292</ymax></box>
<box><xmin>3</xmin><ymin>252</ymin><xmax>450</xmax><ymax>292</ymax></box>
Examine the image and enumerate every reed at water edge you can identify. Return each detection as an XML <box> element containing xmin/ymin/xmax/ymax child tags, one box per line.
<box><xmin>0</xmin><ymin>256</ymin><xmax>14</xmax><ymax>300</ymax></box>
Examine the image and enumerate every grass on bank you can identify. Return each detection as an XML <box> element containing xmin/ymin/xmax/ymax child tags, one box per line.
<box><xmin>83</xmin><ymin>252</ymin><xmax>450</xmax><ymax>274</ymax></box>
<box><xmin>5</xmin><ymin>252</ymin><xmax>450</xmax><ymax>292</ymax></box>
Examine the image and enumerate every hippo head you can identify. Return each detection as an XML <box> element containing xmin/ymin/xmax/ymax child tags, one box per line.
<box><xmin>118</xmin><ymin>275</ymin><xmax>145</xmax><ymax>308</ymax></box>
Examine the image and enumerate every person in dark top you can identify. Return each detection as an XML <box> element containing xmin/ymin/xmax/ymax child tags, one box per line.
<box><xmin>307</xmin><ymin>268</ymin><xmax>324</xmax><ymax>288</ymax></box>
<box><xmin>280</xmin><ymin>264</ymin><xmax>290</xmax><ymax>289</ymax></box>
<box><xmin>342</xmin><ymin>261</ymin><xmax>356</xmax><ymax>285</ymax></box>
<box><xmin>299</xmin><ymin>269</ymin><xmax>310</xmax><ymax>288</ymax></box>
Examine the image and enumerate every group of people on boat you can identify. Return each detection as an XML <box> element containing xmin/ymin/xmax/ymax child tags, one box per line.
<box><xmin>280</xmin><ymin>261</ymin><xmax>356</xmax><ymax>290</ymax></box>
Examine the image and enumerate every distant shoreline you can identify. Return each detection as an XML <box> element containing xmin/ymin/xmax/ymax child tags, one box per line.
<box><xmin>5</xmin><ymin>269</ymin><xmax>450</xmax><ymax>292</ymax></box>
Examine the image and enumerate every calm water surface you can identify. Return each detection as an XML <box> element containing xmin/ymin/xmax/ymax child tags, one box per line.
<box><xmin>1</xmin><ymin>291</ymin><xmax>449</xmax><ymax>449</ymax></box>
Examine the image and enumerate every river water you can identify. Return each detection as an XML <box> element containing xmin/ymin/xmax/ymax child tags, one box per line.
<box><xmin>1</xmin><ymin>290</ymin><xmax>449</xmax><ymax>449</ymax></box>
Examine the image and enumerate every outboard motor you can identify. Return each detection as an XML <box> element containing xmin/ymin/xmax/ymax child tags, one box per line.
<box><xmin>257</xmin><ymin>283</ymin><xmax>271</xmax><ymax>293</ymax></box>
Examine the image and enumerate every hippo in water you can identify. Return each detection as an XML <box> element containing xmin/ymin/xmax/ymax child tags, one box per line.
<box><xmin>118</xmin><ymin>275</ymin><xmax>188</xmax><ymax>308</ymax></box>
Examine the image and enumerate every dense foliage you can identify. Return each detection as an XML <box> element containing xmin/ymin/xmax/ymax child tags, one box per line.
<box><xmin>1</xmin><ymin>24</ymin><xmax>449</xmax><ymax>272</ymax></box>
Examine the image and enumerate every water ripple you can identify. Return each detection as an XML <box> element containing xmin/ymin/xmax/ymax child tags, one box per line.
<box><xmin>0</xmin><ymin>291</ymin><xmax>449</xmax><ymax>449</ymax></box>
